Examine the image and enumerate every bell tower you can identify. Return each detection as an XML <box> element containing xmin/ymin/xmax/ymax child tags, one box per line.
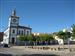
<box><xmin>8</xmin><ymin>9</ymin><xmax>19</xmax><ymax>27</ymax></box>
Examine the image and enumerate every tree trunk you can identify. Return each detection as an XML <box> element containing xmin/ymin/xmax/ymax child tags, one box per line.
<box><xmin>35</xmin><ymin>41</ymin><xmax>37</xmax><ymax>46</ymax></box>
<box><xmin>34</xmin><ymin>42</ymin><xmax>35</xmax><ymax>46</ymax></box>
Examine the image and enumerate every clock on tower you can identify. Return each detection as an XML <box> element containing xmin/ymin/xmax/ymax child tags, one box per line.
<box><xmin>13</xmin><ymin>19</ymin><xmax>17</xmax><ymax>23</ymax></box>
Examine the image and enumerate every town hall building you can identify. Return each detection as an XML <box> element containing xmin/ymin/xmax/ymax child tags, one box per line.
<box><xmin>3</xmin><ymin>9</ymin><xmax>32</xmax><ymax>44</ymax></box>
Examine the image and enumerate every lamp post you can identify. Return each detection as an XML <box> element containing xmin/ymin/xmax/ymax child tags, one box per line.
<box><xmin>67</xmin><ymin>32</ymin><xmax>71</xmax><ymax>52</ymax></box>
<box><xmin>16</xmin><ymin>35</ymin><xmax>20</xmax><ymax>46</ymax></box>
<box><xmin>63</xmin><ymin>29</ymin><xmax>66</xmax><ymax>49</ymax></box>
<box><xmin>63</xmin><ymin>29</ymin><xmax>67</xmax><ymax>50</ymax></box>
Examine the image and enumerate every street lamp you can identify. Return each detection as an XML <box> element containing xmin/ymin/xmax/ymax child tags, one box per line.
<box><xmin>63</xmin><ymin>29</ymin><xmax>67</xmax><ymax>48</ymax></box>
<box><xmin>67</xmin><ymin>32</ymin><xmax>71</xmax><ymax>52</ymax></box>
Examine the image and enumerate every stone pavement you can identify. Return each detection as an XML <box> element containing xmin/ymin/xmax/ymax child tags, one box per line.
<box><xmin>0</xmin><ymin>46</ymin><xmax>75</xmax><ymax>56</ymax></box>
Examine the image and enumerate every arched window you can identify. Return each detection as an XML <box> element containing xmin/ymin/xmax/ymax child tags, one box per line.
<box><xmin>21</xmin><ymin>31</ymin><xmax>23</xmax><ymax>35</ymax></box>
<box><xmin>27</xmin><ymin>31</ymin><xmax>29</xmax><ymax>35</ymax></box>
<box><xmin>19</xmin><ymin>30</ymin><xmax>20</xmax><ymax>35</ymax></box>
<box><xmin>12</xmin><ymin>29</ymin><xmax>15</xmax><ymax>33</ymax></box>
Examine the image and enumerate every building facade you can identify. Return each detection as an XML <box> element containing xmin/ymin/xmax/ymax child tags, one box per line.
<box><xmin>3</xmin><ymin>9</ymin><xmax>32</xmax><ymax>44</ymax></box>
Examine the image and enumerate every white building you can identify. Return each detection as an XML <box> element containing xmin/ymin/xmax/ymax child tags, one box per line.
<box><xmin>3</xmin><ymin>9</ymin><xmax>32</xmax><ymax>44</ymax></box>
<box><xmin>54</xmin><ymin>36</ymin><xmax>63</xmax><ymax>45</ymax></box>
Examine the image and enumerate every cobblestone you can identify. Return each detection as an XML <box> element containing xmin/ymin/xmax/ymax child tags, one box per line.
<box><xmin>0</xmin><ymin>46</ymin><xmax>75</xmax><ymax>56</ymax></box>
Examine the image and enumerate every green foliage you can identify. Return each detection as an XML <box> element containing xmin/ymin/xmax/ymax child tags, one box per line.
<box><xmin>36</xmin><ymin>36</ymin><xmax>40</xmax><ymax>41</ymax></box>
<box><xmin>57</xmin><ymin>31</ymin><xmax>71</xmax><ymax>40</ymax></box>
<box><xmin>32</xmin><ymin>36</ymin><xmax>36</xmax><ymax>42</ymax></box>
<box><xmin>17</xmin><ymin>35</ymin><xmax>28</xmax><ymax>41</ymax></box>
<box><xmin>38</xmin><ymin>33</ymin><xmax>54</xmax><ymax>41</ymax></box>
<box><xmin>53</xmin><ymin>32</ymin><xmax>58</xmax><ymax>36</ymax></box>
<box><xmin>49</xmin><ymin>34</ymin><xmax>54</xmax><ymax>40</ymax></box>
<box><xmin>57</xmin><ymin>31</ymin><xmax>65</xmax><ymax>39</ymax></box>
<box><xmin>17</xmin><ymin>33</ymin><xmax>54</xmax><ymax>42</ymax></box>
<box><xmin>71</xmin><ymin>24</ymin><xmax>75</xmax><ymax>38</ymax></box>
<box><xmin>17</xmin><ymin>35</ymin><xmax>25</xmax><ymax>41</ymax></box>
<box><xmin>27</xmin><ymin>34</ymin><xmax>33</xmax><ymax>41</ymax></box>
<box><xmin>39</xmin><ymin>34</ymin><xmax>47</xmax><ymax>41</ymax></box>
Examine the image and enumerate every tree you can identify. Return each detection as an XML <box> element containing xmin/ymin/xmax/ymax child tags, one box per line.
<box><xmin>39</xmin><ymin>34</ymin><xmax>48</xmax><ymax>42</ymax></box>
<box><xmin>27</xmin><ymin>34</ymin><xmax>33</xmax><ymax>42</ymax></box>
<box><xmin>17</xmin><ymin>33</ymin><xmax>54</xmax><ymax>45</ymax></box>
<box><xmin>57</xmin><ymin>31</ymin><xmax>66</xmax><ymax>39</ymax></box>
<box><xmin>57</xmin><ymin>30</ymin><xmax>71</xmax><ymax>44</ymax></box>
<box><xmin>32</xmin><ymin>35</ymin><xmax>36</xmax><ymax>46</ymax></box>
<box><xmin>53</xmin><ymin>32</ymin><xmax>58</xmax><ymax>36</ymax></box>
<box><xmin>38</xmin><ymin>33</ymin><xmax>54</xmax><ymax>45</ymax></box>
<box><xmin>71</xmin><ymin>24</ymin><xmax>75</xmax><ymax>39</ymax></box>
<box><xmin>17</xmin><ymin>35</ymin><xmax>25</xmax><ymax>41</ymax></box>
<box><xmin>17</xmin><ymin>35</ymin><xmax>28</xmax><ymax>46</ymax></box>
<box><xmin>48</xmin><ymin>34</ymin><xmax>54</xmax><ymax>41</ymax></box>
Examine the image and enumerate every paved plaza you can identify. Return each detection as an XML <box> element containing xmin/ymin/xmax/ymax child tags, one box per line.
<box><xmin>0</xmin><ymin>45</ymin><xmax>75</xmax><ymax>56</ymax></box>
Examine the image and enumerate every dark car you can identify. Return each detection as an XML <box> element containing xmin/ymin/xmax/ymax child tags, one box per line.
<box><xmin>3</xmin><ymin>44</ymin><xmax>8</xmax><ymax>47</ymax></box>
<box><xmin>0</xmin><ymin>43</ymin><xmax>11</xmax><ymax>48</ymax></box>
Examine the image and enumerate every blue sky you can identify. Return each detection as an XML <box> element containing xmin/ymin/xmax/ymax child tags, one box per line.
<box><xmin>0</xmin><ymin>0</ymin><xmax>75</xmax><ymax>33</ymax></box>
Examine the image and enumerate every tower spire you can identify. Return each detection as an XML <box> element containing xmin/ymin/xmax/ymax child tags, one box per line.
<box><xmin>12</xmin><ymin>9</ymin><xmax>16</xmax><ymax>16</ymax></box>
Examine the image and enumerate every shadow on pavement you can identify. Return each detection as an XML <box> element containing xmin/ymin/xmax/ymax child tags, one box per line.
<box><xmin>0</xmin><ymin>54</ymin><xmax>59</xmax><ymax>56</ymax></box>
<box><xmin>22</xmin><ymin>54</ymin><xmax>59</xmax><ymax>56</ymax></box>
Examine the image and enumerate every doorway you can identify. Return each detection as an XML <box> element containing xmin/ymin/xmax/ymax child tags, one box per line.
<box><xmin>12</xmin><ymin>38</ymin><xmax>15</xmax><ymax>44</ymax></box>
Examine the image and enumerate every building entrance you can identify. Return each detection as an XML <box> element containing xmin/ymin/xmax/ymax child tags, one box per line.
<box><xmin>12</xmin><ymin>38</ymin><xmax>15</xmax><ymax>44</ymax></box>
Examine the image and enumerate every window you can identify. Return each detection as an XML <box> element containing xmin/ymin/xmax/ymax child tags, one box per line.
<box><xmin>21</xmin><ymin>31</ymin><xmax>23</xmax><ymax>35</ymax></box>
<box><xmin>12</xmin><ymin>29</ymin><xmax>15</xmax><ymax>33</ymax></box>
<box><xmin>19</xmin><ymin>30</ymin><xmax>20</xmax><ymax>35</ymax></box>
<box><xmin>18</xmin><ymin>30</ymin><xmax>23</xmax><ymax>35</ymax></box>
<box><xmin>27</xmin><ymin>31</ymin><xmax>29</xmax><ymax>35</ymax></box>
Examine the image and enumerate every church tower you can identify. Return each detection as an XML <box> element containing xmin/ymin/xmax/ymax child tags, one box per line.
<box><xmin>8</xmin><ymin>9</ymin><xmax>19</xmax><ymax>27</ymax></box>
<box><xmin>3</xmin><ymin>9</ymin><xmax>32</xmax><ymax>45</ymax></box>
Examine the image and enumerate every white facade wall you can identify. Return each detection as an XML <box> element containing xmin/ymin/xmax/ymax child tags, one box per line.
<box><xmin>9</xmin><ymin>27</ymin><xmax>31</xmax><ymax>44</ymax></box>
<box><xmin>11</xmin><ymin>28</ymin><xmax>17</xmax><ymax>35</ymax></box>
<box><xmin>18</xmin><ymin>28</ymin><xmax>25</xmax><ymax>35</ymax></box>
<box><xmin>26</xmin><ymin>29</ymin><xmax>30</xmax><ymax>35</ymax></box>
<box><xmin>54</xmin><ymin>36</ymin><xmax>64</xmax><ymax>45</ymax></box>
<box><xmin>18</xmin><ymin>28</ymin><xmax>31</xmax><ymax>35</ymax></box>
<box><xmin>10</xmin><ymin>28</ymin><xmax>17</xmax><ymax>43</ymax></box>
<box><xmin>3</xmin><ymin>28</ymin><xmax>9</xmax><ymax>44</ymax></box>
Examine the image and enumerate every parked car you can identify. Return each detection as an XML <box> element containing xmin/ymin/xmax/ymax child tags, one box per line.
<box><xmin>0</xmin><ymin>43</ymin><xmax>10</xmax><ymax>48</ymax></box>
<box><xmin>3</xmin><ymin>44</ymin><xmax>8</xmax><ymax>47</ymax></box>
